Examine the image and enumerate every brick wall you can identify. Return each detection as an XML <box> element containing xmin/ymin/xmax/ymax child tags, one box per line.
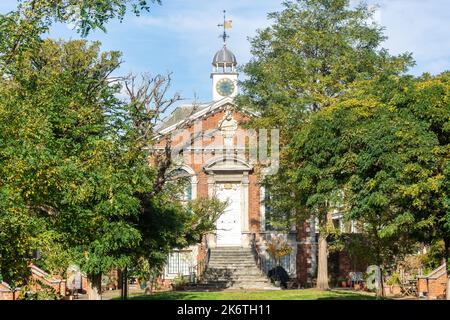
<box><xmin>296</xmin><ymin>222</ymin><xmax>312</xmax><ymax>286</ymax></box>
<box><xmin>248</xmin><ymin>172</ymin><xmax>261</xmax><ymax>233</ymax></box>
<box><xmin>30</xmin><ymin>265</ymin><xmax>66</xmax><ymax>297</ymax></box>
<box><xmin>0</xmin><ymin>265</ymin><xmax>67</xmax><ymax>300</ymax></box>
<box><xmin>0</xmin><ymin>282</ymin><xmax>19</xmax><ymax>300</ymax></box>
<box><xmin>156</xmin><ymin>107</ymin><xmax>262</xmax><ymax>239</ymax></box>
<box><xmin>417</xmin><ymin>264</ymin><xmax>448</xmax><ymax>299</ymax></box>
<box><xmin>427</xmin><ymin>273</ymin><xmax>447</xmax><ymax>299</ymax></box>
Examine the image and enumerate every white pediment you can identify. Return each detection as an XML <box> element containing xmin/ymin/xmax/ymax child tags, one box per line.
<box><xmin>156</xmin><ymin>97</ymin><xmax>258</xmax><ymax>137</ymax></box>
<box><xmin>203</xmin><ymin>156</ymin><xmax>252</xmax><ymax>173</ymax></box>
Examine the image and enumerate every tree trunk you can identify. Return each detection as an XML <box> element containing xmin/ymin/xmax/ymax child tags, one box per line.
<box><xmin>145</xmin><ymin>283</ymin><xmax>153</xmax><ymax>295</ymax></box>
<box><xmin>145</xmin><ymin>277</ymin><xmax>153</xmax><ymax>296</ymax></box>
<box><xmin>376</xmin><ymin>268</ymin><xmax>385</xmax><ymax>298</ymax></box>
<box><xmin>87</xmin><ymin>273</ymin><xmax>102</xmax><ymax>300</ymax></box>
<box><xmin>316</xmin><ymin>233</ymin><xmax>329</xmax><ymax>290</ymax></box>
<box><xmin>121</xmin><ymin>267</ymin><xmax>128</xmax><ymax>300</ymax></box>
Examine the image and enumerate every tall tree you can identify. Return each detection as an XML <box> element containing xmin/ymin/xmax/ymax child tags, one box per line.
<box><xmin>0</xmin><ymin>39</ymin><xmax>140</xmax><ymax>298</ymax></box>
<box><xmin>238</xmin><ymin>0</ymin><xmax>413</xmax><ymax>290</ymax></box>
<box><xmin>0</xmin><ymin>38</ymin><xmax>225</xmax><ymax>299</ymax></box>
<box><xmin>287</xmin><ymin>71</ymin><xmax>449</xmax><ymax>297</ymax></box>
<box><xmin>0</xmin><ymin>0</ymin><xmax>227</xmax><ymax>299</ymax></box>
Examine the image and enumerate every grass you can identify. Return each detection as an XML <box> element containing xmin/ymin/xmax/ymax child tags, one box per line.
<box><xmin>125</xmin><ymin>289</ymin><xmax>378</xmax><ymax>300</ymax></box>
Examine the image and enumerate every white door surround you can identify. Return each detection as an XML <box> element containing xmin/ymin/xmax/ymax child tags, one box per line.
<box><xmin>204</xmin><ymin>156</ymin><xmax>252</xmax><ymax>248</ymax></box>
<box><xmin>215</xmin><ymin>183</ymin><xmax>242</xmax><ymax>246</ymax></box>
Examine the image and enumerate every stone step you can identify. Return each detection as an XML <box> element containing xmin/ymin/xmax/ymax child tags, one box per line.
<box><xmin>208</xmin><ymin>264</ymin><xmax>259</xmax><ymax>268</ymax></box>
<box><xmin>205</xmin><ymin>269</ymin><xmax>264</xmax><ymax>275</ymax></box>
<box><xmin>210</xmin><ymin>251</ymin><xmax>253</xmax><ymax>255</ymax></box>
<box><xmin>210</xmin><ymin>255</ymin><xmax>255</xmax><ymax>259</ymax></box>
<box><xmin>230</xmin><ymin>285</ymin><xmax>280</xmax><ymax>291</ymax></box>
<box><xmin>209</xmin><ymin>259</ymin><xmax>256</xmax><ymax>264</ymax></box>
<box><xmin>203</xmin><ymin>277</ymin><xmax>272</xmax><ymax>283</ymax></box>
<box><xmin>209</xmin><ymin>259</ymin><xmax>257</xmax><ymax>263</ymax></box>
<box><xmin>211</xmin><ymin>252</ymin><xmax>253</xmax><ymax>254</ymax></box>
<box><xmin>204</xmin><ymin>271</ymin><xmax>269</xmax><ymax>277</ymax></box>
<box><xmin>201</xmin><ymin>279</ymin><xmax>272</xmax><ymax>287</ymax></box>
<box><xmin>210</xmin><ymin>247</ymin><xmax>252</xmax><ymax>250</ymax></box>
<box><xmin>210</xmin><ymin>253</ymin><xmax>254</xmax><ymax>257</ymax></box>
<box><xmin>210</xmin><ymin>249</ymin><xmax>253</xmax><ymax>253</ymax></box>
<box><xmin>183</xmin><ymin>283</ymin><xmax>280</xmax><ymax>291</ymax></box>
<box><xmin>194</xmin><ymin>247</ymin><xmax>277</xmax><ymax>291</ymax></box>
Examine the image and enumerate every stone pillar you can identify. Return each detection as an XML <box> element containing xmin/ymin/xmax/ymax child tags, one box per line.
<box><xmin>241</xmin><ymin>172</ymin><xmax>249</xmax><ymax>232</ymax></box>
<box><xmin>309</xmin><ymin>217</ymin><xmax>317</xmax><ymax>281</ymax></box>
<box><xmin>191</xmin><ymin>175</ymin><xmax>198</xmax><ymax>200</ymax></box>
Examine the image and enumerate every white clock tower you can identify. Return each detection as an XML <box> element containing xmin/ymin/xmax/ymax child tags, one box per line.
<box><xmin>211</xmin><ymin>11</ymin><xmax>238</xmax><ymax>101</ymax></box>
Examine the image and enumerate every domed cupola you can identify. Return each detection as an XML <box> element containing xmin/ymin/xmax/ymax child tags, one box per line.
<box><xmin>212</xmin><ymin>45</ymin><xmax>237</xmax><ymax>71</ymax></box>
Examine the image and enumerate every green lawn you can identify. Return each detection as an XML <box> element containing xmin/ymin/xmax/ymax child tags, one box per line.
<box><xmin>126</xmin><ymin>289</ymin><xmax>378</xmax><ymax>300</ymax></box>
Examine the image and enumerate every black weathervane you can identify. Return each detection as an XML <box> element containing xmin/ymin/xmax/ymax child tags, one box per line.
<box><xmin>218</xmin><ymin>10</ymin><xmax>232</xmax><ymax>45</ymax></box>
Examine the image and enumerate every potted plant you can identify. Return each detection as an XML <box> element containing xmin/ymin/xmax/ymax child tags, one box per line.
<box><xmin>266</xmin><ymin>236</ymin><xmax>293</xmax><ymax>266</ymax></box>
<box><xmin>266</xmin><ymin>236</ymin><xmax>293</xmax><ymax>289</ymax></box>
<box><xmin>337</xmin><ymin>277</ymin><xmax>348</xmax><ymax>288</ymax></box>
<box><xmin>172</xmin><ymin>275</ymin><xmax>188</xmax><ymax>291</ymax></box>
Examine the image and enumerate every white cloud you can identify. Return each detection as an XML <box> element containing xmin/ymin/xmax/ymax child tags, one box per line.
<box><xmin>374</xmin><ymin>0</ymin><xmax>450</xmax><ymax>74</ymax></box>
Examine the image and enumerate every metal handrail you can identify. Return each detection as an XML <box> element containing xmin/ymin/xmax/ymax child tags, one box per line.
<box><xmin>251</xmin><ymin>233</ymin><xmax>262</xmax><ymax>271</ymax></box>
<box><xmin>189</xmin><ymin>236</ymin><xmax>210</xmax><ymax>284</ymax></box>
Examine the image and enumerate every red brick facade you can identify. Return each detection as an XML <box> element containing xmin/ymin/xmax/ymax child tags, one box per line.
<box><xmin>156</xmin><ymin>102</ymin><xmax>303</xmax><ymax>282</ymax></box>
<box><xmin>296</xmin><ymin>222</ymin><xmax>312</xmax><ymax>286</ymax></box>
<box><xmin>417</xmin><ymin>264</ymin><xmax>448</xmax><ymax>299</ymax></box>
<box><xmin>0</xmin><ymin>265</ymin><xmax>66</xmax><ymax>300</ymax></box>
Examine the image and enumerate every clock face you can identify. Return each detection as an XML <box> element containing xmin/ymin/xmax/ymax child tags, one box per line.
<box><xmin>216</xmin><ymin>78</ymin><xmax>235</xmax><ymax>97</ymax></box>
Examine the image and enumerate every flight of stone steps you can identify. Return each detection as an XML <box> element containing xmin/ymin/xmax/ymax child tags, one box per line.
<box><xmin>192</xmin><ymin>247</ymin><xmax>279</xmax><ymax>291</ymax></box>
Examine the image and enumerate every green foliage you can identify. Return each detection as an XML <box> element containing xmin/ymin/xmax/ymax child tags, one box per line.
<box><xmin>289</xmin><ymin>73</ymin><xmax>449</xmax><ymax>269</ymax></box>
<box><xmin>172</xmin><ymin>274</ymin><xmax>189</xmax><ymax>290</ymax></box>
<box><xmin>420</xmin><ymin>240</ymin><xmax>446</xmax><ymax>272</ymax></box>
<box><xmin>17</xmin><ymin>0</ymin><xmax>162</xmax><ymax>36</ymax></box>
<box><xmin>0</xmin><ymin>0</ymin><xmax>227</xmax><ymax>298</ymax></box>
<box><xmin>238</xmin><ymin>0</ymin><xmax>414</xmax><ymax>233</ymax></box>
<box><xmin>238</xmin><ymin>0</ymin><xmax>448</xmax><ymax>275</ymax></box>
<box><xmin>0</xmin><ymin>38</ymin><xmax>141</xmax><ymax>280</ymax></box>
<box><xmin>388</xmin><ymin>271</ymin><xmax>404</xmax><ymax>286</ymax></box>
<box><xmin>386</xmin><ymin>272</ymin><xmax>400</xmax><ymax>286</ymax></box>
<box><xmin>0</xmin><ymin>35</ymin><xmax>225</xmax><ymax>290</ymax></box>
<box><xmin>21</xmin><ymin>278</ymin><xmax>63</xmax><ymax>300</ymax></box>
<box><xmin>238</xmin><ymin>0</ymin><xmax>412</xmax><ymax>130</ymax></box>
<box><xmin>185</xmin><ymin>196</ymin><xmax>227</xmax><ymax>243</ymax></box>
<box><xmin>266</xmin><ymin>236</ymin><xmax>293</xmax><ymax>264</ymax></box>
<box><xmin>0</xmin><ymin>0</ymin><xmax>162</xmax><ymax>76</ymax></box>
<box><xmin>129</xmin><ymin>194</ymin><xmax>224</xmax><ymax>272</ymax></box>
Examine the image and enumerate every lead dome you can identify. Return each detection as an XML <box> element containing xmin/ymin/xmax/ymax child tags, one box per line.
<box><xmin>212</xmin><ymin>45</ymin><xmax>237</xmax><ymax>67</ymax></box>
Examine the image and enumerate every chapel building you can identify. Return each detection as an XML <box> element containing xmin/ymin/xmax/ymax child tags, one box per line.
<box><xmin>155</xmin><ymin>32</ymin><xmax>359</xmax><ymax>289</ymax></box>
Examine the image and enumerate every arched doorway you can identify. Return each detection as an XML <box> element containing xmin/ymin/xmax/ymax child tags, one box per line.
<box><xmin>203</xmin><ymin>156</ymin><xmax>253</xmax><ymax>247</ymax></box>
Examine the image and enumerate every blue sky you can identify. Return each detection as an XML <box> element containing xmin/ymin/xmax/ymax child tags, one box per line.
<box><xmin>1</xmin><ymin>0</ymin><xmax>449</xmax><ymax>109</ymax></box>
